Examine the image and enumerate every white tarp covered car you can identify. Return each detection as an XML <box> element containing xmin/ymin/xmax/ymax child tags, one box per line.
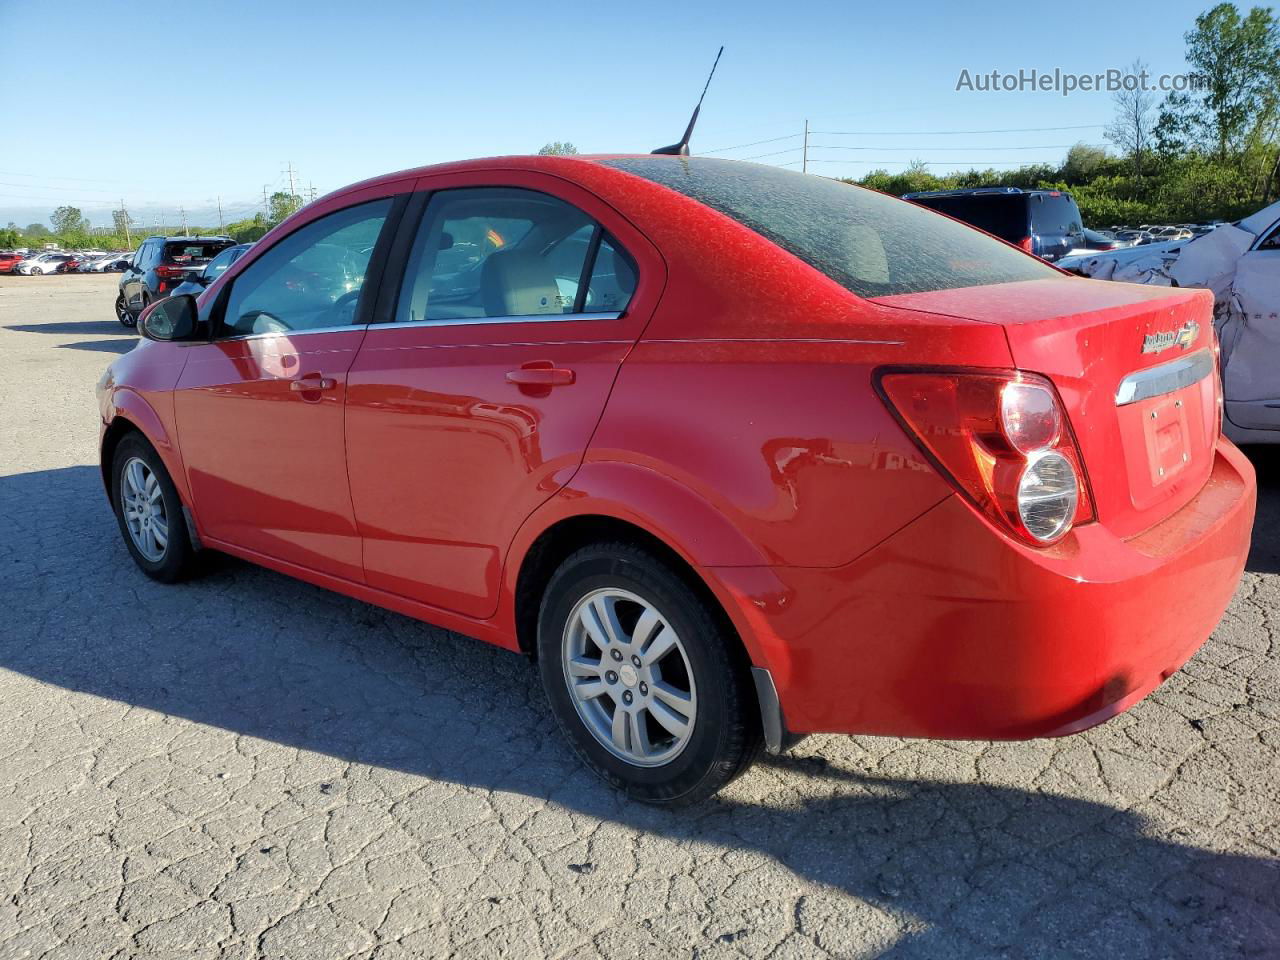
<box><xmin>1059</xmin><ymin>202</ymin><xmax>1280</xmax><ymax>444</ymax></box>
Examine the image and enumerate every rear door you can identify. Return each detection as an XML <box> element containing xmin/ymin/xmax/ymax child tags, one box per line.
<box><xmin>122</xmin><ymin>241</ymin><xmax>152</xmax><ymax>309</ymax></box>
<box><xmin>174</xmin><ymin>192</ymin><xmax>404</xmax><ymax>581</ymax></box>
<box><xmin>345</xmin><ymin>172</ymin><xmax>661</xmax><ymax>618</ymax></box>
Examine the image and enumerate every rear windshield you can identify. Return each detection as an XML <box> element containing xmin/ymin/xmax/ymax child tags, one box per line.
<box><xmin>163</xmin><ymin>241</ymin><xmax>231</xmax><ymax>263</ymax></box>
<box><xmin>1030</xmin><ymin>193</ymin><xmax>1082</xmax><ymax>236</ymax></box>
<box><xmin>907</xmin><ymin>193</ymin><xmax>1029</xmax><ymax>243</ymax></box>
<box><xmin>603</xmin><ymin>158</ymin><xmax>1055</xmax><ymax>297</ymax></box>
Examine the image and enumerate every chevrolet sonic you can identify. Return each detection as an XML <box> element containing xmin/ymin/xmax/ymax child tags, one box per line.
<box><xmin>97</xmin><ymin>155</ymin><xmax>1256</xmax><ymax>803</ymax></box>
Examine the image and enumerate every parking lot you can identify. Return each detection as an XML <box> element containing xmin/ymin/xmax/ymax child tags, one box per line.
<box><xmin>0</xmin><ymin>273</ymin><xmax>1276</xmax><ymax>959</ymax></box>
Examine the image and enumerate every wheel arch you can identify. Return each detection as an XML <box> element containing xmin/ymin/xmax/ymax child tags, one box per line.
<box><xmin>100</xmin><ymin>393</ymin><xmax>188</xmax><ymax>506</ymax></box>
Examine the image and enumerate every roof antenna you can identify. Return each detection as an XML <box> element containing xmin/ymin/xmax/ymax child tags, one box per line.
<box><xmin>652</xmin><ymin>46</ymin><xmax>724</xmax><ymax>156</ymax></box>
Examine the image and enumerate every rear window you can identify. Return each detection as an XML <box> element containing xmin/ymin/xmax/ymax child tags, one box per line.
<box><xmin>1030</xmin><ymin>194</ymin><xmax>1082</xmax><ymax>236</ymax></box>
<box><xmin>163</xmin><ymin>241</ymin><xmax>232</xmax><ymax>263</ymax></box>
<box><xmin>603</xmin><ymin>158</ymin><xmax>1055</xmax><ymax>297</ymax></box>
<box><xmin>908</xmin><ymin>194</ymin><xmax>1029</xmax><ymax>244</ymax></box>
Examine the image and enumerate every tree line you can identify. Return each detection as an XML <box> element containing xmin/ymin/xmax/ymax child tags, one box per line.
<box><xmin>855</xmin><ymin>3</ymin><xmax>1279</xmax><ymax>226</ymax></box>
<box><xmin>0</xmin><ymin>191</ymin><xmax>305</xmax><ymax>252</ymax></box>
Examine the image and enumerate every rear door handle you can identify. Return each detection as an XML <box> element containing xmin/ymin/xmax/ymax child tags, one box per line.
<box><xmin>290</xmin><ymin>376</ymin><xmax>337</xmax><ymax>392</ymax></box>
<box><xmin>506</xmin><ymin>367</ymin><xmax>575</xmax><ymax>387</ymax></box>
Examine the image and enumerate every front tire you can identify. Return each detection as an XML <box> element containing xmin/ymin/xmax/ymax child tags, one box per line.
<box><xmin>537</xmin><ymin>543</ymin><xmax>761</xmax><ymax>805</ymax></box>
<box><xmin>111</xmin><ymin>434</ymin><xmax>195</xmax><ymax>582</ymax></box>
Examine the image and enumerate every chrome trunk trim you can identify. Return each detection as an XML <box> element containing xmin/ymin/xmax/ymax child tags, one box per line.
<box><xmin>1115</xmin><ymin>349</ymin><xmax>1213</xmax><ymax>407</ymax></box>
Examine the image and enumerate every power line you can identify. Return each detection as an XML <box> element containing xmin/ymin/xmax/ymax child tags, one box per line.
<box><xmin>806</xmin><ymin>158</ymin><xmax>1066</xmax><ymax>165</ymax></box>
<box><xmin>702</xmin><ymin>132</ymin><xmax>803</xmax><ymax>154</ymax></box>
<box><xmin>808</xmin><ymin>143</ymin><xmax>1093</xmax><ymax>152</ymax></box>
<box><xmin>739</xmin><ymin>147</ymin><xmax>805</xmax><ymax>161</ymax></box>
<box><xmin>813</xmin><ymin>123</ymin><xmax>1106</xmax><ymax>135</ymax></box>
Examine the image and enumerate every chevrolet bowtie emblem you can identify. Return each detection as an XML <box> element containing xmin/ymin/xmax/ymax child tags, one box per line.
<box><xmin>1142</xmin><ymin>320</ymin><xmax>1200</xmax><ymax>354</ymax></box>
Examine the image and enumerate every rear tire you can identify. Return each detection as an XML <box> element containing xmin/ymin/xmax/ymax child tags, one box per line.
<box><xmin>115</xmin><ymin>294</ymin><xmax>136</xmax><ymax>327</ymax></box>
<box><xmin>537</xmin><ymin>542</ymin><xmax>761</xmax><ymax>805</ymax></box>
<box><xmin>111</xmin><ymin>434</ymin><xmax>196</xmax><ymax>583</ymax></box>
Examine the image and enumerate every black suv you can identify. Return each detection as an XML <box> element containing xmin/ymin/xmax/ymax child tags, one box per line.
<box><xmin>116</xmin><ymin>236</ymin><xmax>235</xmax><ymax>326</ymax></box>
<box><xmin>902</xmin><ymin>187</ymin><xmax>1085</xmax><ymax>262</ymax></box>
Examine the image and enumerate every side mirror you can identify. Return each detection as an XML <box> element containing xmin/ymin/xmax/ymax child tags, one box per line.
<box><xmin>140</xmin><ymin>295</ymin><xmax>199</xmax><ymax>342</ymax></box>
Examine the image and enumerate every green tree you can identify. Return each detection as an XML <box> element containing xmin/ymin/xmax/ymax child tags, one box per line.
<box><xmin>1061</xmin><ymin>143</ymin><xmax>1111</xmax><ymax>183</ymax></box>
<box><xmin>268</xmin><ymin>192</ymin><xmax>302</xmax><ymax>225</ymax></box>
<box><xmin>24</xmin><ymin>223</ymin><xmax>50</xmax><ymax>238</ymax></box>
<box><xmin>538</xmin><ymin>141</ymin><xmax>579</xmax><ymax>156</ymax></box>
<box><xmin>111</xmin><ymin>208</ymin><xmax>133</xmax><ymax>238</ymax></box>
<box><xmin>227</xmin><ymin>213</ymin><xmax>270</xmax><ymax>243</ymax></box>
<box><xmin>50</xmin><ymin>205</ymin><xmax>89</xmax><ymax>235</ymax></box>
<box><xmin>1156</xmin><ymin>3</ymin><xmax>1280</xmax><ymax>160</ymax></box>
<box><xmin>0</xmin><ymin>228</ymin><xmax>18</xmax><ymax>249</ymax></box>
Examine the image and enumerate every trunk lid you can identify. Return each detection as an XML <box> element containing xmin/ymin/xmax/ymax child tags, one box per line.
<box><xmin>874</xmin><ymin>277</ymin><xmax>1219</xmax><ymax>539</ymax></box>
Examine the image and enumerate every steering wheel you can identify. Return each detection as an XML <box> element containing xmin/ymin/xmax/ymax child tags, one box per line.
<box><xmin>321</xmin><ymin>289</ymin><xmax>362</xmax><ymax>327</ymax></box>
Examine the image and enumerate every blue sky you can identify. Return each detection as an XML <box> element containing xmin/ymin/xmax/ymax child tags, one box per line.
<box><xmin>0</xmin><ymin>0</ymin><xmax>1211</xmax><ymax>228</ymax></box>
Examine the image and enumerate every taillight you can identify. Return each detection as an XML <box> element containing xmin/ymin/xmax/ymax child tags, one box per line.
<box><xmin>1017</xmin><ymin>236</ymin><xmax>1035</xmax><ymax>254</ymax></box>
<box><xmin>154</xmin><ymin>264</ymin><xmax>184</xmax><ymax>279</ymax></box>
<box><xmin>876</xmin><ymin>369</ymin><xmax>1094</xmax><ymax>546</ymax></box>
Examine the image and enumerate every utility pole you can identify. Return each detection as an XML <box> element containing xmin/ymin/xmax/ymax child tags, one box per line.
<box><xmin>284</xmin><ymin>162</ymin><xmax>298</xmax><ymax>202</ymax></box>
<box><xmin>802</xmin><ymin>119</ymin><xmax>809</xmax><ymax>174</ymax></box>
<box><xmin>307</xmin><ymin>182</ymin><xmax>317</xmax><ymax>203</ymax></box>
<box><xmin>120</xmin><ymin>198</ymin><xmax>132</xmax><ymax>247</ymax></box>
<box><xmin>263</xmin><ymin>184</ymin><xmax>271</xmax><ymax>216</ymax></box>
<box><xmin>179</xmin><ymin>206</ymin><xmax>188</xmax><ymax>237</ymax></box>
<box><xmin>216</xmin><ymin>196</ymin><xmax>225</xmax><ymax>233</ymax></box>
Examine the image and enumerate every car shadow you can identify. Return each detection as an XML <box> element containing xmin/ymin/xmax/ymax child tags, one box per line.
<box><xmin>5</xmin><ymin>320</ymin><xmax>131</xmax><ymax>337</ymax></box>
<box><xmin>0</xmin><ymin>465</ymin><xmax>1276</xmax><ymax>956</ymax></box>
<box><xmin>54</xmin><ymin>338</ymin><xmax>137</xmax><ymax>354</ymax></box>
<box><xmin>1244</xmin><ymin>447</ymin><xmax>1280</xmax><ymax>574</ymax></box>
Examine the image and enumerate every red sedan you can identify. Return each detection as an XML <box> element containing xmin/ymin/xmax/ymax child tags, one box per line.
<box><xmin>97</xmin><ymin>155</ymin><xmax>1255</xmax><ymax>803</ymax></box>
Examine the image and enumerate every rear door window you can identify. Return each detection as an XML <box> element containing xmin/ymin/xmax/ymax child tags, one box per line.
<box><xmin>604</xmin><ymin>157</ymin><xmax>1055</xmax><ymax>297</ymax></box>
<box><xmin>396</xmin><ymin>187</ymin><xmax>632</xmax><ymax>323</ymax></box>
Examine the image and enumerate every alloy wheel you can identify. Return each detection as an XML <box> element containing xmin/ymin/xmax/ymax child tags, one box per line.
<box><xmin>120</xmin><ymin>457</ymin><xmax>168</xmax><ymax>562</ymax></box>
<box><xmin>561</xmin><ymin>588</ymin><xmax>698</xmax><ymax>767</ymax></box>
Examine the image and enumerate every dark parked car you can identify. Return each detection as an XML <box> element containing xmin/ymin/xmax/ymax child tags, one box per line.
<box><xmin>902</xmin><ymin>187</ymin><xmax>1086</xmax><ymax>262</ymax></box>
<box><xmin>167</xmin><ymin>243</ymin><xmax>253</xmax><ymax>299</ymax></box>
<box><xmin>117</xmin><ymin>236</ymin><xmax>235</xmax><ymax>326</ymax></box>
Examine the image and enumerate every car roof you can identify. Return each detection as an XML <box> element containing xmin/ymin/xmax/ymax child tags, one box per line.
<box><xmin>312</xmin><ymin>154</ymin><xmax>653</xmax><ymax>201</ymax></box>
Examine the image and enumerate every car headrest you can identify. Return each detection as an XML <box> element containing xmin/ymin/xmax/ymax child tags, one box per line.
<box><xmin>481</xmin><ymin>250</ymin><xmax>562</xmax><ymax>317</ymax></box>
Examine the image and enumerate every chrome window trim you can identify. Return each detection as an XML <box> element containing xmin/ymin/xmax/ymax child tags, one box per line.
<box><xmin>1115</xmin><ymin>348</ymin><xmax>1214</xmax><ymax>407</ymax></box>
<box><xmin>380</xmin><ymin>311</ymin><xmax>621</xmax><ymax>331</ymax></box>
<box><xmin>214</xmin><ymin>323</ymin><xmax>369</xmax><ymax>343</ymax></box>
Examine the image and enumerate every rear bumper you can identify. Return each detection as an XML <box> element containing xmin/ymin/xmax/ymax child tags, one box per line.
<box><xmin>708</xmin><ymin>441</ymin><xmax>1255</xmax><ymax>740</ymax></box>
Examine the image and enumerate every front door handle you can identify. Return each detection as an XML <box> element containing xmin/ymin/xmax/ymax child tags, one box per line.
<box><xmin>290</xmin><ymin>376</ymin><xmax>337</xmax><ymax>392</ymax></box>
<box><xmin>506</xmin><ymin>365</ymin><xmax>575</xmax><ymax>387</ymax></box>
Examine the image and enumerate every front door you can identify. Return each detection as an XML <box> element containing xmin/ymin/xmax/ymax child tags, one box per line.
<box><xmin>174</xmin><ymin>196</ymin><xmax>398</xmax><ymax>582</ymax></box>
<box><xmin>1223</xmin><ymin>216</ymin><xmax>1280</xmax><ymax>433</ymax></box>
<box><xmin>345</xmin><ymin>178</ymin><xmax>657</xmax><ymax>618</ymax></box>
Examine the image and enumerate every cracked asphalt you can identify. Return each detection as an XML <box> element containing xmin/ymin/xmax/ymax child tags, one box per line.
<box><xmin>0</xmin><ymin>274</ymin><xmax>1277</xmax><ymax>959</ymax></box>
